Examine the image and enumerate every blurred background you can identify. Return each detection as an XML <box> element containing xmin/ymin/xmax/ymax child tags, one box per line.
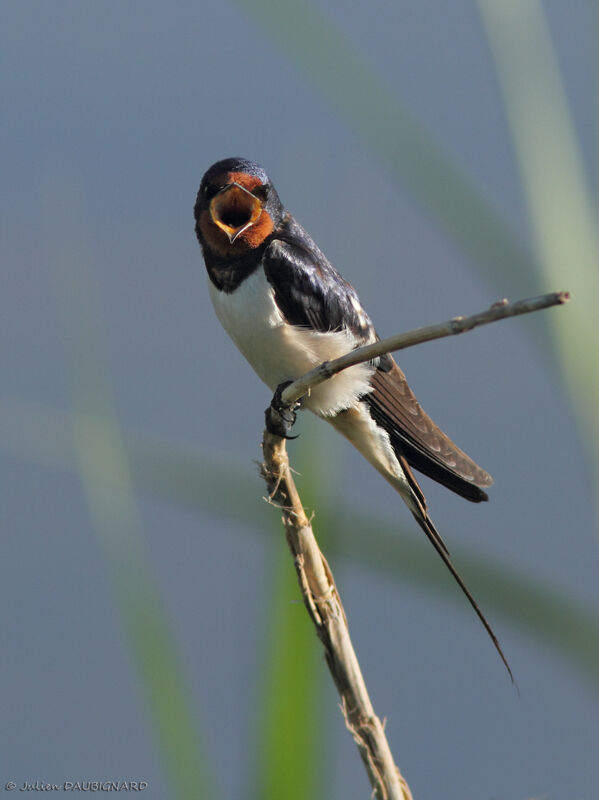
<box><xmin>2</xmin><ymin>1</ymin><xmax>598</xmax><ymax>798</ymax></box>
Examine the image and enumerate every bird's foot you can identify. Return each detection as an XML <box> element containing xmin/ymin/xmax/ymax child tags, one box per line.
<box><xmin>265</xmin><ymin>381</ymin><xmax>301</xmax><ymax>439</ymax></box>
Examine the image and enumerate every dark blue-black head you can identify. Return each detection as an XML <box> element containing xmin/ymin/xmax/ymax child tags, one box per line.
<box><xmin>195</xmin><ymin>157</ymin><xmax>285</xmax><ymax>256</ymax></box>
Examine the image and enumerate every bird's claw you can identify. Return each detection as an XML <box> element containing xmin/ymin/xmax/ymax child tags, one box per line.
<box><xmin>265</xmin><ymin>381</ymin><xmax>301</xmax><ymax>439</ymax></box>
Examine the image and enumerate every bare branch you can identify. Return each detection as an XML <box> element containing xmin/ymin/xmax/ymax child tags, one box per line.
<box><xmin>281</xmin><ymin>290</ymin><xmax>570</xmax><ymax>406</ymax></box>
<box><xmin>261</xmin><ymin>431</ymin><xmax>413</xmax><ymax>800</ymax></box>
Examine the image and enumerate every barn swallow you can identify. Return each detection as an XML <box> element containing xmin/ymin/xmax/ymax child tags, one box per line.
<box><xmin>194</xmin><ymin>157</ymin><xmax>511</xmax><ymax>679</ymax></box>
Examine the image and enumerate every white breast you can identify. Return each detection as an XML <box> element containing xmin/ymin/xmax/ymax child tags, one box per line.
<box><xmin>208</xmin><ymin>267</ymin><xmax>375</xmax><ymax>416</ymax></box>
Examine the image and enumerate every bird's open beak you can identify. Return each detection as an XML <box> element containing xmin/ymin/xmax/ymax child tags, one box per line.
<box><xmin>209</xmin><ymin>183</ymin><xmax>263</xmax><ymax>243</ymax></box>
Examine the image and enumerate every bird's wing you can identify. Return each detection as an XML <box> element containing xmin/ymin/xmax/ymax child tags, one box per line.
<box><xmin>265</xmin><ymin>231</ymin><xmax>492</xmax><ymax>502</ymax></box>
<box><xmin>366</xmin><ymin>356</ymin><xmax>493</xmax><ymax>502</ymax></box>
<box><xmin>263</xmin><ymin>233</ymin><xmax>375</xmax><ymax>341</ymax></box>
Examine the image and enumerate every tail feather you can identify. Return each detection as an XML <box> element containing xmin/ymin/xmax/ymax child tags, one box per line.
<box><xmin>399</xmin><ymin>454</ymin><xmax>514</xmax><ymax>683</ymax></box>
<box><xmin>327</xmin><ymin>402</ymin><xmax>513</xmax><ymax>682</ymax></box>
<box><xmin>409</xmin><ymin>506</ymin><xmax>513</xmax><ymax>682</ymax></box>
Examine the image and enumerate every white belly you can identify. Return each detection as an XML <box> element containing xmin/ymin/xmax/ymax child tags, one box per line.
<box><xmin>208</xmin><ymin>268</ymin><xmax>375</xmax><ymax>416</ymax></box>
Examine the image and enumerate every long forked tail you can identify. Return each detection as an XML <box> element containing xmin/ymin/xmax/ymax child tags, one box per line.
<box><xmin>399</xmin><ymin>454</ymin><xmax>514</xmax><ymax>683</ymax></box>
<box><xmin>326</xmin><ymin>404</ymin><xmax>514</xmax><ymax>681</ymax></box>
<box><xmin>409</xmin><ymin>504</ymin><xmax>514</xmax><ymax>682</ymax></box>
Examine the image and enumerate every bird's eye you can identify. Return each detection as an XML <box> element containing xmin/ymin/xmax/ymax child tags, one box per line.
<box><xmin>202</xmin><ymin>183</ymin><xmax>219</xmax><ymax>200</ymax></box>
<box><xmin>252</xmin><ymin>184</ymin><xmax>269</xmax><ymax>202</ymax></box>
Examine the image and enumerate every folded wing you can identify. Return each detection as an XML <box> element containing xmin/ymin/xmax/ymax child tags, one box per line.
<box><xmin>365</xmin><ymin>356</ymin><xmax>493</xmax><ymax>503</ymax></box>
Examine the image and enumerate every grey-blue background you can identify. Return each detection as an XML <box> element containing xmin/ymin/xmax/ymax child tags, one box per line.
<box><xmin>2</xmin><ymin>2</ymin><xmax>597</xmax><ymax>798</ymax></box>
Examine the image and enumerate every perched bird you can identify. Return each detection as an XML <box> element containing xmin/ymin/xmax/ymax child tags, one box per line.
<box><xmin>194</xmin><ymin>156</ymin><xmax>511</xmax><ymax>679</ymax></box>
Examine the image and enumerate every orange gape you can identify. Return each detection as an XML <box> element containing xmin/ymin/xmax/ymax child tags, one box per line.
<box><xmin>198</xmin><ymin>171</ymin><xmax>274</xmax><ymax>256</ymax></box>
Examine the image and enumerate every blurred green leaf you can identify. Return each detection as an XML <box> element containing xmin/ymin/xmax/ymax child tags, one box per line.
<box><xmin>477</xmin><ymin>0</ymin><xmax>599</xmax><ymax>517</ymax></box>
<box><xmin>41</xmin><ymin>179</ymin><xmax>216</xmax><ymax>800</ymax></box>
<box><xmin>252</xmin><ymin>542</ymin><xmax>323</xmax><ymax>800</ymax></box>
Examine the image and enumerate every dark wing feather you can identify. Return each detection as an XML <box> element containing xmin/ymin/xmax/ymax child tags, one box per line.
<box><xmin>366</xmin><ymin>356</ymin><xmax>493</xmax><ymax>502</ymax></box>
<box><xmin>264</xmin><ymin>217</ymin><xmax>491</xmax><ymax>502</ymax></box>
<box><xmin>262</xmin><ymin>218</ymin><xmax>375</xmax><ymax>341</ymax></box>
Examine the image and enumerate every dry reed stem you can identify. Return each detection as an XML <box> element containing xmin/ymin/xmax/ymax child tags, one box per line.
<box><xmin>262</xmin><ymin>430</ymin><xmax>413</xmax><ymax>800</ymax></box>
